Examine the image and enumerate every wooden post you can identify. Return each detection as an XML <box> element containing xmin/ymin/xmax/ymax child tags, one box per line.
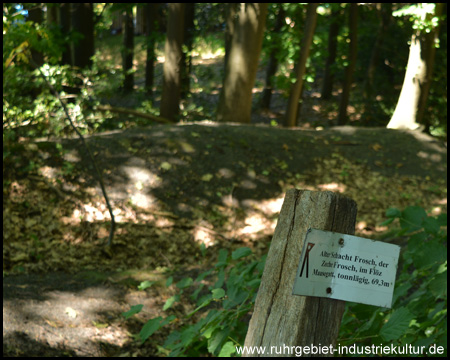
<box><xmin>243</xmin><ymin>189</ymin><xmax>357</xmax><ymax>357</ymax></box>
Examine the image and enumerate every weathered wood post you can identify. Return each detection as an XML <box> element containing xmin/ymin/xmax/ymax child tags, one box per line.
<box><xmin>243</xmin><ymin>189</ymin><xmax>357</xmax><ymax>357</ymax></box>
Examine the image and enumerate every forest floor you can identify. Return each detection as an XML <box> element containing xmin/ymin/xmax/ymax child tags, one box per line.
<box><xmin>3</xmin><ymin>42</ymin><xmax>448</xmax><ymax>356</ymax></box>
<box><xmin>3</xmin><ymin>121</ymin><xmax>447</xmax><ymax>356</ymax></box>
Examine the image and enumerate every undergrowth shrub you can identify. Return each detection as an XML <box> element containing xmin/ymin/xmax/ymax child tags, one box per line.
<box><xmin>339</xmin><ymin>206</ymin><xmax>447</xmax><ymax>356</ymax></box>
<box><xmin>123</xmin><ymin>246</ymin><xmax>266</xmax><ymax>357</ymax></box>
<box><xmin>124</xmin><ymin>206</ymin><xmax>446</xmax><ymax>357</ymax></box>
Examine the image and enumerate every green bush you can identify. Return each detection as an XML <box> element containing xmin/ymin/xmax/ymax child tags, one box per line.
<box><xmin>125</xmin><ymin>206</ymin><xmax>446</xmax><ymax>356</ymax></box>
<box><xmin>123</xmin><ymin>246</ymin><xmax>266</xmax><ymax>357</ymax></box>
<box><xmin>339</xmin><ymin>206</ymin><xmax>447</xmax><ymax>355</ymax></box>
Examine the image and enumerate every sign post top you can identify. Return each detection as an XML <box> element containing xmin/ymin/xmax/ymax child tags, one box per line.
<box><xmin>293</xmin><ymin>228</ymin><xmax>400</xmax><ymax>308</ymax></box>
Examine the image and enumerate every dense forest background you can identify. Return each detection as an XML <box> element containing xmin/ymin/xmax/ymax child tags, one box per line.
<box><xmin>3</xmin><ymin>3</ymin><xmax>448</xmax><ymax>134</ymax></box>
<box><xmin>3</xmin><ymin>3</ymin><xmax>447</xmax><ymax>357</ymax></box>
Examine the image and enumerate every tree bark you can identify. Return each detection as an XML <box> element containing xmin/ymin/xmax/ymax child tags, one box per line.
<box><xmin>284</xmin><ymin>4</ymin><xmax>318</xmax><ymax>127</ymax></box>
<box><xmin>216</xmin><ymin>3</ymin><xmax>268</xmax><ymax>123</ymax></box>
<box><xmin>415</xmin><ymin>3</ymin><xmax>444</xmax><ymax>132</ymax></box>
<box><xmin>122</xmin><ymin>8</ymin><xmax>134</xmax><ymax>93</ymax></box>
<box><xmin>160</xmin><ymin>3</ymin><xmax>186</xmax><ymax>121</ymax></box>
<box><xmin>337</xmin><ymin>3</ymin><xmax>358</xmax><ymax>126</ymax></box>
<box><xmin>321</xmin><ymin>7</ymin><xmax>341</xmax><ymax>100</ymax></box>
<box><xmin>224</xmin><ymin>4</ymin><xmax>239</xmax><ymax>73</ymax></box>
<box><xmin>260</xmin><ymin>5</ymin><xmax>285</xmax><ymax>111</ymax></box>
<box><xmin>71</xmin><ymin>3</ymin><xmax>94</xmax><ymax>69</ymax></box>
<box><xmin>58</xmin><ymin>3</ymin><xmax>71</xmax><ymax>66</ymax></box>
<box><xmin>145</xmin><ymin>3</ymin><xmax>159</xmax><ymax>96</ymax></box>
<box><xmin>243</xmin><ymin>189</ymin><xmax>357</xmax><ymax>356</ymax></box>
<box><xmin>181</xmin><ymin>3</ymin><xmax>196</xmax><ymax>99</ymax></box>
<box><xmin>363</xmin><ymin>3</ymin><xmax>392</xmax><ymax>101</ymax></box>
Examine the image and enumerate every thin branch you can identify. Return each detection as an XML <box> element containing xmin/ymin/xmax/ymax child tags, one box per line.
<box><xmin>30</xmin><ymin>60</ymin><xmax>116</xmax><ymax>247</ymax></box>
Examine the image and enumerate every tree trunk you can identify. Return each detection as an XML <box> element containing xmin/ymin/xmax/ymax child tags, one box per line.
<box><xmin>363</xmin><ymin>3</ymin><xmax>392</xmax><ymax>101</ymax></box>
<box><xmin>337</xmin><ymin>3</ymin><xmax>358</xmax><ymax>126</ymax></box>
<box><xmin>25</xmin><ymin>3</ymin><xmax>44</xmax><ymax>67</ymax></box>
<box><xmin>284</xmin><ymin>4</ymin><xmax>318</xmax><ymax>127</ymax></box>
<box><xmin>321</xmin><ymin>7</ymin><xmax>341</xmax><ymax>100</ymax></box>
<box><xmin>243</xmin><ymin>189</ymin><xmax>357</xmax><ymax>356</ymax></box>
<box><xmin>415</xmin><ymin>3</ymin><xmax>444</xmax><ymax>132</ymax></box>
<box><xmin>224</xmin><ymin>4</ymin><xmax>239</xmax><ymax>73</ymax></box>
<box><xmin>71</xmin><ymin>3</ymin><xmax>94</xmax><ymax>69</ymax></box>
<box><xmin>58</xmin><ymin>3</ymin><xmax>71</xmax><ymax>66</ymax></box>
<box><xmin>122</xmin><ymin>8</ymin><xmax>134</xmax><ymax>93</ymax></box>
<box><xmin>216</xmin><ymin>3</ymin><xmax>268</xmax><ymax>123</ymax></box>
<box><xmin>160</xmin><ymin>3</ymin><xmax>186</xmax><ymax>121</ymax></box>
<box><xmin>387</xmin><ymin>4</ymin><xmax>444</xmax><ymax>131</ymax></box>
<box><xmin>181</xmin><ymin>3</ymin><xmax>196</xmax><ymax>100</ymax></box>
<box><xmin>260</xmin><ymin>5</ymin><xmax>285</xmax><ymax>111</ymax></box>
<box><xmin>145</xmin><ymin>3</ymin><xmax>159</xmax><ymax>96</ymax></box>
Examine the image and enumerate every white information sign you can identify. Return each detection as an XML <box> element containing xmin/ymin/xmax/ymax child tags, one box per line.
<box><xmin>292</xmin><ymin>228</ymin><xmax>400</xmax><ymax>308</ymax></box>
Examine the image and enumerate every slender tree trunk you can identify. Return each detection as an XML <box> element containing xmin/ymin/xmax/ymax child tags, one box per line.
<box><xmin>260</xmin><ymin>5</ymin><xmax>285</xmax><ymax>110</ymax></box>
<box><xmin>364</xmin><ymin>3</ymin><xmax>392</xmax><ymax>101</ymax></box>
<box><xmin>362</xmin><ymin>3</ymin><xmax>392</xmax><ymax>124</ymax></box>
<box><xmin>284</xmin><ymin>3</ymin><xmax>318</xmax><ymax>127</ymax></box>
<box><xmin>25</xmin><ymin>3</ymin><xmax>44</xmax><ymax>67</ymax></box>
<box><xmin>122</xmin><ymin>8</ymin><xmax>134</xmax><ymax>93</ymax></box>
<box><xmin>415</xmin><ymin>3</ymin><xmax>444</xmax><ymax>132</ymax></box>
<box><xmin>145</xmin><ymin>3</ymin><xmax>159</xmax><ymax>96</ymax></box>
<box><xmin>160</xmin><ymin>3</ymin><xmax>186</xmax><ymax>121</ymax></box>
<box><xmin>71</xmin><ymin>3</ymin><xmax>94</xmax><ymax>69</ymax></box>
<box><xmin>321</xmin><ymin>8</ymin><xmax>341</xmax><ymax>100</ymax></box>
<box><xmin>46</xmin><ymin>4</ymin><xmax>58</xmax><ymax>28</ymax></box>
<box><xmin>58</xmin><ymin>3</ymin><xmax>71</xmax><ymax>66</ymax></box>
<box><xmin>217</xmin><ymin>3</ymin><xmax>268</xmax><ymax>123</ymax></box>
<box><xmin>181</xmin><ymin>3</ymin><xmax>196</xmax><ymax>100</ymax></box>
<box><xmin>337</xmin><ymin>3</ymin><xmax>358</xmax><ymax>126</ymax></box>
<box><xmin>387</xmin><ymin>4</ymin><xmax>444</xmax><ymax>131</ymax></box>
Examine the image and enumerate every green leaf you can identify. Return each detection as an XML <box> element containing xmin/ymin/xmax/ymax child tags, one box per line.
<box><xmin>166</xmin><ymin>276</ymin><xmax>173</xmax><ymax>287</ymax></box>
<box><xmin>232</xmin><ymin>247</ymin><xmax>252</xmax><ymax>260</ymax></box>
<box><xmin>163</xmin><ymin>295</ymin><xmax>179</xmax><ymax>311</ymax></box>
<box><xmin>386</xmin><ymin>207</ymin><xmax>401</xmax><ymax>218</ymax></box>
<box><xmin>423</xmin><ymin>217</ymin><xmax>440</xmax><ymax>235</ymax></box>
<box><xmin>218</xmin><ymin>341</ymin><xmax>236</xmax><ymax>357</ymax></box>
<box><xmin>380</xmin><ymin>218</ymin><xmax>395</xmax><ymax>226</ymax></box>
<box><xmin>428</xmin><ymin>271</ymin><xmax>447</xmax><ymax>297</ymax></box>
<box><xmin>215</xmin><ymin>249</ymin><xmax>229</xmax><ymax>268</ymax></box>
<box><xmin>138</xmin><ymin>280</ymin><xmax>155</xmax><ymax>291</ymax></box>
<box><xmin>380</xmin><ymin>307</ymin><xmax>415</xmax><ymax>341</ymax></box>
<box><xmin>212</xmin><ymin>288</ymin><xmax>226</xmax><ymax>300</ymax></box>
<box><xmin>140</xmin><ymin>317</ymin><xmax>162</xmax><ymax>342</ymax></box>
<box><xmin>412</xmin><ymin>240</ymin><xmax>446</xmax><ymax>269</ymax></box>
<box><xmin>436</xmin><ymin>213</ymin><xmax>447</xmax><ymax>226</ymax></box>
<box><xmin>176</xmin><ymin>277</ymin><xmax>193</xmax><ymax>289</ymax></box>
<box><xmin>218</xmin><ymin>249</ymin><xmax>228</xmax><ymax>262</ymax></box>
<box><xmin>122</xmin><ymin>304</ymin><xmax>143</xmax><ymax>319</ymax></box>
<box><xmin>208</xmin><ymin>329</ymin><xmax>228</xmax><ymax>355</ymax></box>
<box><xmin>187</xmin><ymin>295</ymin><xmax>212</xmax><ymax>318</ymax></box>
<box><xmin>161</xmin><ymin>315</ymin><xmax>176</xmax><ymax>327</ymax></box>
<box><xmin>214</xmin><ymin>269</ymin><xmax>225</xmax><ymax>289</ymax></box>
<box><xmin>400</xmin><ymin>206</ymin><xmax>427</xmax><ymax>232</ymax></box>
